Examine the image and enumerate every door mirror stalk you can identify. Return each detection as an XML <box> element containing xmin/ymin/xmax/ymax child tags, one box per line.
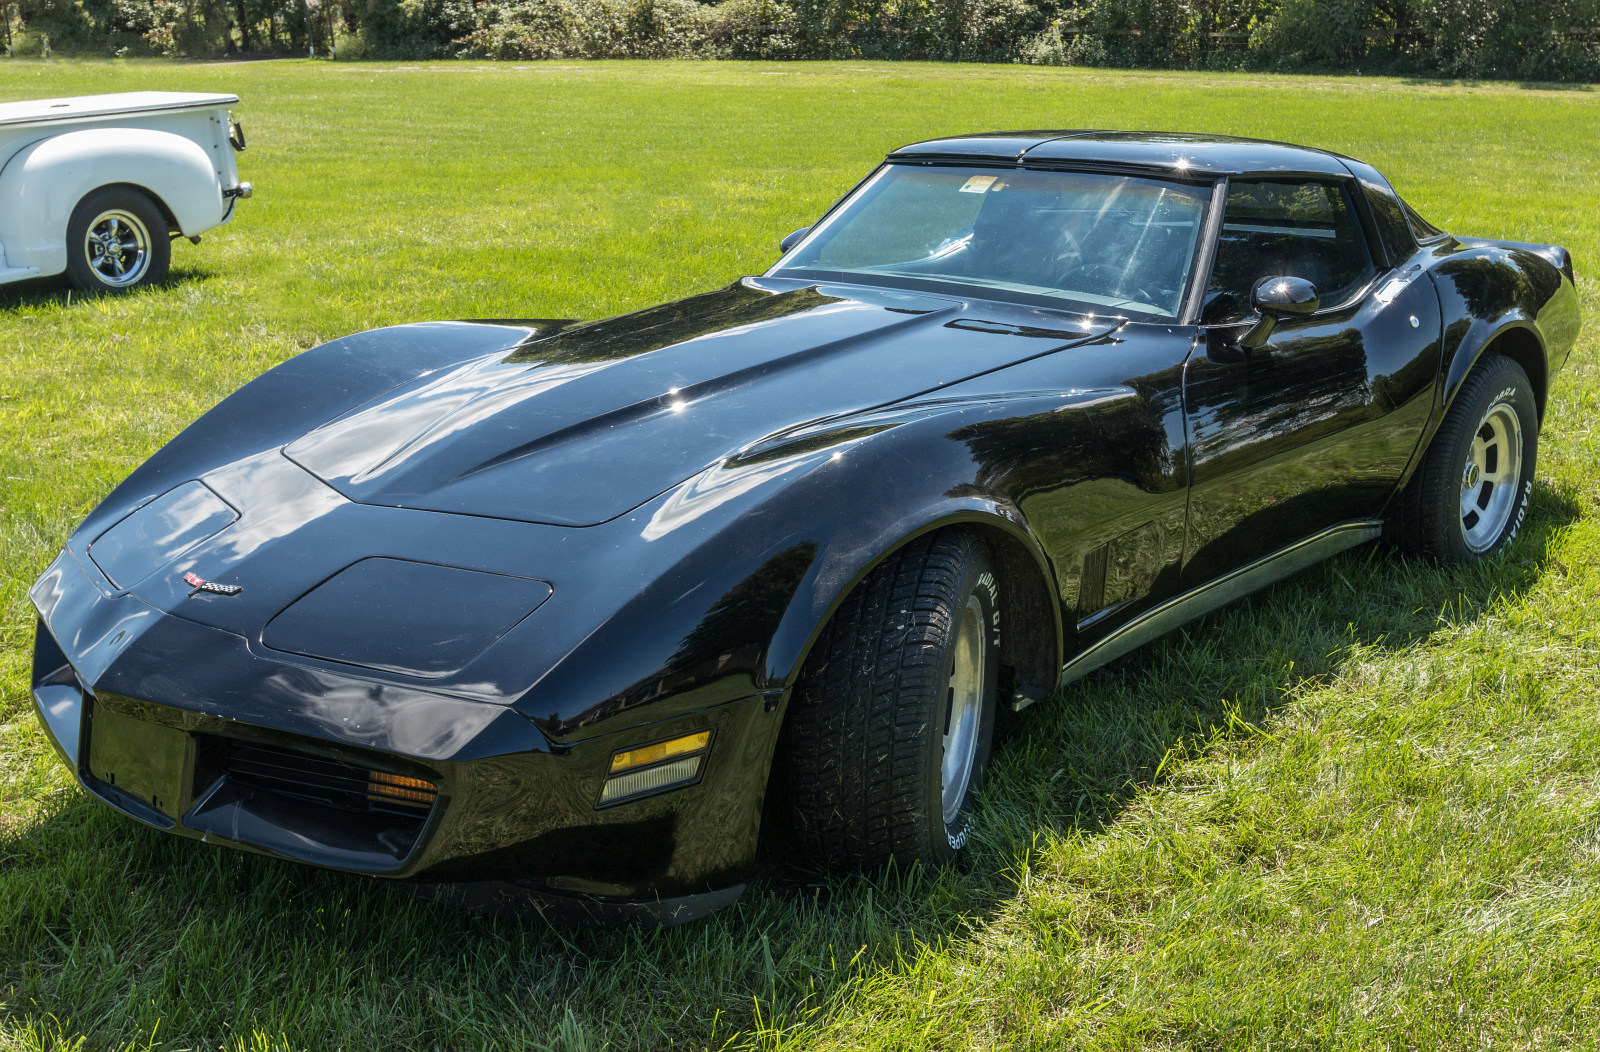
<box><xmin>779</xmin><ymin>226</ymin><xmax>811</xmax><ymax>254</ymax></box>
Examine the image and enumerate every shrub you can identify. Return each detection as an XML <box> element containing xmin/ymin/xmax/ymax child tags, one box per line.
<box><xmin>705</xmin><ymin>0</ymin><xmax>796</xmax><ymax>59</ymax></box>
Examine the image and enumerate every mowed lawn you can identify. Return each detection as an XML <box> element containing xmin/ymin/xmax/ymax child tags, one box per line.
<box><xmin>3</xmin><ymin>58</ymin><xmax>1600</xmax><ymax>1051</ymax></box>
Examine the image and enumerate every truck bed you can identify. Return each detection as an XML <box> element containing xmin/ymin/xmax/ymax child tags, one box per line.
<box><xmin>0</xmin><ymin>92</ymin><xmax>239</xmax><ymax>127</ymax></box>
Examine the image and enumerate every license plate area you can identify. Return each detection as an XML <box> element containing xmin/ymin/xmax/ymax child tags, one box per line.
<box><xmin>85</xmin><ymin>698</ymin><xmax>192</xmax><ymax>827</ymax></box>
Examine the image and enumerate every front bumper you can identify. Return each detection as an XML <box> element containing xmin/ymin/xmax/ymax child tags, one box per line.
<box><xmin>30</xmin><ymin>548</ymin><xmax>774</xmax><ymax>918</ymax></box>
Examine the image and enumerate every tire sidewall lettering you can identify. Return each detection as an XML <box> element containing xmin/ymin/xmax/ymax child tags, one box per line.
<box><xmin>1444</xmin><ymin>360</ymin><xmax>1536</xmax><ymax>561</ymax></box>
<box><xmin>976</xmin><ymin>569</ymin><xmax>1001</xmax><ymax>647</ymax></box>
<box><xmin>1503</xmin><ymin>478</ymin><xmax>1531</xmax><ymax>546</ymax></box>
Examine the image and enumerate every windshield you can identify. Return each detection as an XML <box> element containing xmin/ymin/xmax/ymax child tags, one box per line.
<box><xmin>770</xmin><ymin>165</ymin><xmax>1210</xmax><ymax>319</ymax></box>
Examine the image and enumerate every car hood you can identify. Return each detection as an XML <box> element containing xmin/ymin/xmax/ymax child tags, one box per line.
<box><xmin>284</xmin><ymin>277</ymin><xmax>1117</xmax><ymax>526</ymax></box>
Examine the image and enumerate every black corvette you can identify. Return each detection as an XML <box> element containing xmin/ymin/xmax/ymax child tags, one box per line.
<box><xmin>30</xmin><ymin>132</ymin><xmax>1580</xmax><ymax>925</ymax></box>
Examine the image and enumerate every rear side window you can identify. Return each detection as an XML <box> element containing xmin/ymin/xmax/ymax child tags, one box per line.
<box><xmin>1402</xmin><ymin>198</ymin><xmax>1446</xmax><ymax>241</ymax></box>
<box><xmin>1344</xmin><ymin>159</ymin><xmax>1417</xmax><ymax>266</ymax></box>
<box><xmin>1204</xmin><ymin>179</ymin><xmax>1377</xmax><ymax>322</ymax></box>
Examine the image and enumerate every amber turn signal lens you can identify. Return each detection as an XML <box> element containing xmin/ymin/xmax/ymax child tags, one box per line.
<box><xmin>367</xmin><ymin>770</ymin><xmax>438</xmax><ymax>807</ymax></box>
<box><xmin>608</xmin><ymin>731</ymin><xmax>711</xmax><ymax>775</ymax></box>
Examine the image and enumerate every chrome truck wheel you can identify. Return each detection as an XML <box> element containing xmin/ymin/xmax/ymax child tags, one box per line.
<box><xmin>84</xmin><ymin>209</ymin><xmax>153</xmax><ymax>288</ymax></box>
<box><xmin>65</xmin><ymin>187</ymin><xmax>172</xmax><ymax>294</ymax></box>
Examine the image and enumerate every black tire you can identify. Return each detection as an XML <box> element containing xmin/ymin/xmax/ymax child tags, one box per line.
<box><xmin>1390</xmin><ymin>353</ymin><xmax>1538</xmax><ymax>563</ymax></box>
<box><xmin>64</xmin><ymin>187</ymin><xmax>171</xmax><ymax>294</ymax></box>
<box><xmin>787</xmin><ymin>529</ymin><xmax>1000</xmax><ymax>870</ymax></box>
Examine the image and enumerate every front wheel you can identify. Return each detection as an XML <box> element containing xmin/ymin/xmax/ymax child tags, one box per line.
<box><xmin>787</xmin><ymin>529</ymin><xmax>1000</xmax><ymax>870</ymax></box>
<box><xmin>1391</xmin><ymin>353</ymin><xmax>1538</xmax><ymax>562</ymax></box>
<box><xmin>64</xmin><ymin>187</ymin><xmax>171</xmax><ymax>293</ymax></box>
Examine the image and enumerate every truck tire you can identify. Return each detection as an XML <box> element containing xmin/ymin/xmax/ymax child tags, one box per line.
<box><xmin>787</xmin><ymin>529</ymin><xmax>1000</xmax><ymax>870</ymax></box>
<box><xmin>65</xmin><ymin>187</ymin><xmax>171</xmax><ymax>293</ymax></box>
<box><xmin>1390</xmin><ymin>354</ymin><xmax>1538</xmax><ymax>562</ymax></box>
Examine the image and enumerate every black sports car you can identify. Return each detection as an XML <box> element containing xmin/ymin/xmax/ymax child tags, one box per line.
<box><xmin>29</xmin><ymin>132</ymin><xmax>1580</xmax><ymax>925</ymax></box>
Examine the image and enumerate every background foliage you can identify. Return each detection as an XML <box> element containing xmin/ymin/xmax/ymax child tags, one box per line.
<box><xmin>3</xmin><ymin>0</ymin><xmax>1598</xmax><ymax>79</ymax></box>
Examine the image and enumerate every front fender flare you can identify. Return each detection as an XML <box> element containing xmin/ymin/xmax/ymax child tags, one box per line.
<box><xmin>519</xmin><ymin>396</ymin><xmax>1075</xmax><ymax>743</ymax></box>
<box><xmin>764</xmin><ymin>502</ymin><xmax>1063</xmax><ymax>707</ymax></box>
<box><xmin>0</xmin><ymin>128</ymin><xmax>225</xmax><ymax>274</ymax></box>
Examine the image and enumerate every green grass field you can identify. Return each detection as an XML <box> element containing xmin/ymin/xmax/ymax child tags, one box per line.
<box><xmin>3</xmin><ymin>58</ymin><xmax>1599</xmax><ymax>1051</ymax></box>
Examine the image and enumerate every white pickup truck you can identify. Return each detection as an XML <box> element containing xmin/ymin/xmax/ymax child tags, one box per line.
<box><xmin>0</xmin><ymin>91</ymin><xmax>251</xmax><ymax>294</ymax></box>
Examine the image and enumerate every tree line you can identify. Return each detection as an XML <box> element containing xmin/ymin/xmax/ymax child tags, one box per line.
<box><xmin>5</xmin><ymin>0</ymin><xmax>1598</xmax><ymax>81</ymax></box>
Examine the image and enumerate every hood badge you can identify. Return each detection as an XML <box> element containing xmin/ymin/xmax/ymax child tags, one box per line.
<box><xmin>183</xmin><ymin>571</ymin><xmax>243</xmax><ymax>597</ymax></box>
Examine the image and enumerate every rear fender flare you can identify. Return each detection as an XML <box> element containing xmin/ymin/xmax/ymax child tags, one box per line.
<box><xmin>1441</xmin><ymin>315</ymin><xmax>1545</xmax><ymax>421</ymax></box>
<box><xmin>0</xmin><ymin>128</ymin><xmax>224</xmax><ymax>274</ymax></box>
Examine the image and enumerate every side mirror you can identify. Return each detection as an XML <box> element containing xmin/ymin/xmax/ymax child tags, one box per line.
<box><xmin>1240</xmin><ymin>276</ymin><xmax>1320</xmax><ymax>349</ymax></box>
<box><xmin>779</xmin><ymin>227</ymin><xmax>811</xmax><ymax>254</ymax></box>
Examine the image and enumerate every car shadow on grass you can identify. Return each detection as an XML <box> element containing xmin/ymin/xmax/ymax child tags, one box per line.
<box><xmin>0</xmin><ymin>267</ymin><xmax>213</xmax><ymax>313</ymax></box>
<box><xmin>752</xmin><ymin>475</ymin><xmax>1582</xmax><ymax>979</ymax></box>
<box><xmin>0</xmin><ymin>481</ymin><xmax>1581</xmax><ymax>1051</ymax></box>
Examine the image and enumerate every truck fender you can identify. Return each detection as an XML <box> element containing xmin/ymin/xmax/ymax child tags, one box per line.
<box><xmin>0</xmin><ymin>128</ymin><xmax>225</xmax><ymax>276</ymax></box>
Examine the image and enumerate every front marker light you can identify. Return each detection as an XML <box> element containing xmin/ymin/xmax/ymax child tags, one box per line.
<box><xmin>599</xmin><ymin>731</ymin><xmax>712</xmax><ymax>806</ymax></box>
<box><xmin>608</xmin><ymin>731</ymin><xmax>710</xmax><ymax>774</ymax></box>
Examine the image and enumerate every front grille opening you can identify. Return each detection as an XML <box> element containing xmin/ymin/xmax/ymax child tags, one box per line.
<box><xmin>217</xmin><ymin>740</ymin><xmax>438</xmax><ymax>818</ymax></box>
<box><xmin>186</xmin><ymin>736</ymin><xmax>440</xmax><ymax>868</ymax></box>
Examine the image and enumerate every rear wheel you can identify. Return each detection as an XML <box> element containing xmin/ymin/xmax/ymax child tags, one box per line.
<box><xmin>787</xmin><ymin>529</ymin><xmax>1000</xmax><ymax>869</ymax></box>
<box><xmin>1391</xmin><ymin>354</ymin><xmax>1538</xmax><ymax>562</ymax></box>
<box><xmin>65</xmin><ymin>187</ymin><xmax>171</xmax><ymax>293</ymax></box>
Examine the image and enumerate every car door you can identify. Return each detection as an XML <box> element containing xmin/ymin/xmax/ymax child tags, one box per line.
<box><xmin>1181</xmin><ymin>176</ymin><xmax>1444</xmax><ymax>581</ymax></box>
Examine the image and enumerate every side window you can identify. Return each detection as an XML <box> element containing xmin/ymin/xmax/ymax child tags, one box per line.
<box><xmin>1203</xmin><ymin>179</ymin><xmax>1377</xmax><ymax>323</ymax></box>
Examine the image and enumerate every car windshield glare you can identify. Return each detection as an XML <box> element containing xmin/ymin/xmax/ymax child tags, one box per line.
<box><xmin>771</xmin><ymin>165</ymin><xmax>1210</xmax><ymax>319</ymax></box>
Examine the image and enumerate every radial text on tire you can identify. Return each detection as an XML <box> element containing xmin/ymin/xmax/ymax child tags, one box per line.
<box><xmin>786</xmin><ymin>528</ymin><xmax>1001</xmax><ymax>870</ymax></box>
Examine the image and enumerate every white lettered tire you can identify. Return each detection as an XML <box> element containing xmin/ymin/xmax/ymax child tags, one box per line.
<box><xmin>1392</xmin><ymin>354</ymin><xmax>1538</xmax><ymax>562</ymax></box>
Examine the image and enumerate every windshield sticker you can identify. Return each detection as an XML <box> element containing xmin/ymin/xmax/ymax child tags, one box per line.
<box><xmin>959</xmin><ymin>175</ymin><xmax>998</xmax><ymax>194</ymax></box>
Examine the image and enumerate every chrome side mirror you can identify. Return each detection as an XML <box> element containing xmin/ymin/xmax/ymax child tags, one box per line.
<box><xmin>779</xmin><ymin>227</ymin><xmax>811</xmax><ymax>254</ymax></box>
<box><xmin>1241</xmin><ymin>276</ymin><xmax>1320</xmax><ymax>349</ymax></box>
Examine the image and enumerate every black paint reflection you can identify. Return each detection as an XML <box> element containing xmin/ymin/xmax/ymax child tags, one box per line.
<box><xmin>503</xmin><ymin>283</ymin><xmax>847</xmax><ymax>366</ymax></box>
<box><xmin>556</xmin><ymin>543</ymin><xmax>818</xmax><ymax>735</ymax></box>
<box><xmin>946</xmin><ymin>358</ymin><xmax>1190</xmax><ymax>621</ymax></box>
<box><xmin>1184</xmin><ymin>270</ymin><xmax>1444</xmax><ymax>577</ymax></box>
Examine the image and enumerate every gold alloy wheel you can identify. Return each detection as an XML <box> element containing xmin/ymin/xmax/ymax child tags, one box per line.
<box><xmin>1460</xmin><ymin>399</ymin><xmax>1524</xmax><ymax>553</ymax></box>
<box><xmin>941</xmin><ymin>593</ymin><xmax>987</xmax><ymax>826</ymax></box>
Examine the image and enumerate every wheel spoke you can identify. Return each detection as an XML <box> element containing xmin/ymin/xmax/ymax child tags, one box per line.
<box><xmin>1458</xmin><ymin>401</ymin><xmax>1523</xmax><ymax>553</ymax></box>
<box><xmin>81</xmin><ymin>208</ymin><xmax>153</xmax><ymax>287</ymax></box>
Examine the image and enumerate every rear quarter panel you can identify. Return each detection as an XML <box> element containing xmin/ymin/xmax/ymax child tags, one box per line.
<box><xmin>1429</xmin><ymin>238</ymin><xmax>1581</xmax><ymax>419</ymax></box>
